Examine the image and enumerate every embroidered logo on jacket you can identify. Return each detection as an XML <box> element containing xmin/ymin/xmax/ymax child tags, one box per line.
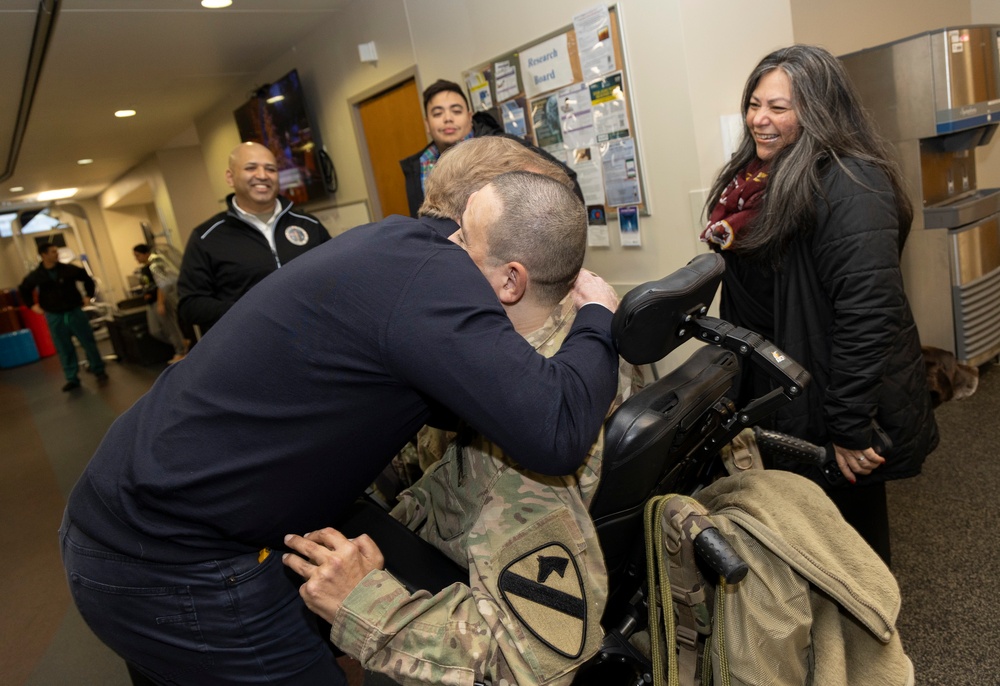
<box><xmin>498</xmin><ymin>542</ymin><xmax>587</xmax><ymax>657</ymax></box>
<box><xmin>284</xmin><ymin>226</ymin><xmax>309</xmax><ymax>246</ymax></box>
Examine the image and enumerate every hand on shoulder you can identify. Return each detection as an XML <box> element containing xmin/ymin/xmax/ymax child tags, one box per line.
<box><xmin>571</xmin><ymin>269</ymin><xmax>618</xmax><ymax>313</ymax></box>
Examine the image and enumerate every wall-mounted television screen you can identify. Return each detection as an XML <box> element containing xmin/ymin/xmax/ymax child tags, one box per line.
<box><xmin>0</xmin><ymin>212</ymin><xmax>16</xmax><ymax>238</ymax></box>
<box><xmin>19</xmin><ymin>208</ymin><xmax>63</xmax><ymax>235</ymax></box>
<box><xmin>233</xmin><ymin>69</ymin><xmax>328</xmax><ymax>206</ymax></box>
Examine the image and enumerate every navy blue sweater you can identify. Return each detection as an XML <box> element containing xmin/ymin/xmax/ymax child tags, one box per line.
<box><xmin>68</xmin><ymin>215</ymin><xmax>618</xmax><ymax>562</ymax></box>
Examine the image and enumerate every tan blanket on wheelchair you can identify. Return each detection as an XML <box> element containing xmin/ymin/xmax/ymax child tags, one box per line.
<box><xmin>696</xmin><ymin>470</ymin><xmax>915</xmax><ymax>686</ymax></box>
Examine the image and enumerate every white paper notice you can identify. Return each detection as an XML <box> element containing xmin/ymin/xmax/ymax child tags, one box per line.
<box><xmin>589</xmin><ymin>72</ymin><xmax>629</xmax><ymax>142</ymax></box>
<box><xmin>618</xmin><ymin>205</ymin><xmax>640</xmax><ymax>247</ymax></box>
<box><xmin>589</xmin><ymin>225</ymin><xmax>610</xmax><ymax>248</ymax></box>
<box><xmin>520</xmin><ymin>34</ymin><xmax>574</xmax><ymax>98</ymax></box>
<box><xmin>530</xmin><ymin>95</ymin><xmax>564</xmax><ymax>154</ymax></box>
<box><xmin>600</xmin><ymin>137</ymin><xmax>642</xmax><ymax>207</ymax></box>
<box><xmin>587</xmin><ymin>205</ymin><xmax>610</xmax><ymax>247</ymax></box>
<box><xmin>494</xmin><ymin>60</ymin><xmax>520</xmax><ymax>102</ymax></box>
<box><xmin>557</xmin><ymin>82</ymin><xmax>595</xmax><ymax>150</ymax></box>
<box><xmin>466</xmin><ymin>72</ymin><xmax>493</xmax><ymax>112</ymax></box>
<box><xmin>568</xmin><ymin>147</ymin><xmax>605</xmax><ymax>206</ymax></box>
<box><xmin>574</xmin><ymin>4</ymin><xmax>616</xmax><ymax>79</ymax></box>
<box><xmin>500</xmin><ymin>99</ymin><xmax>527</xmax><ymax>139</ymax></box>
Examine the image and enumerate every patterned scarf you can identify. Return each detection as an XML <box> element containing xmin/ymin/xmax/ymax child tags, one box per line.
<box><xmin>418</xmin><ymin>143</ymin><xmax>442</xmax><ymax>194</ymax></box>
<box><xmin>418</xmin><ymin>130</ymin><xmax>477</xmax><ymax>193</ymax></box>
<box><xmin>700</xmin><ymin>159</ymin><xmax>769</xmax><ymax>250</ymax></box>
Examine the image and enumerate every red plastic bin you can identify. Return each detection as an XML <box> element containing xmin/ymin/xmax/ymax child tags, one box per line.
<box><xmin>18</xmin><ymin>306</ymin><xmax>57</xmax><ymax>358</ymax></box>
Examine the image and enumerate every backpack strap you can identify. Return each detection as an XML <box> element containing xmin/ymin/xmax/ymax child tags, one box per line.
<box><xmin>663</xmin><ymin>495</ymin><xmax>717</xmax><ymax>686</ymax></box>
<box><xmin>646</xmin><ymin>493</ymin><xmax>741</xmax><ymax>686</ymax></box>
<box><xmin>644</xmin><ymin>495</ymin><xmax>680</xmax><ymax>686</ymax></box>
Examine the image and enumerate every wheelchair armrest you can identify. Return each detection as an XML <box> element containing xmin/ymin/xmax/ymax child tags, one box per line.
<box><xmin>336</xmin><ymin>498</ymin><xmax>468</xmax><ymax>595</ymax></box>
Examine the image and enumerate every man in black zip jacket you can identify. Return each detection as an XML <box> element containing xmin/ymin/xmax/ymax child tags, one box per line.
<box><xmin>18</xmin><ymin>242</ymin><xmax>107</xmax><ymax>391</ymax></box>
<box><xmin>178</xmin><ymin>141</ymin><xmax>330</xmax><ymax>333</ymax></box>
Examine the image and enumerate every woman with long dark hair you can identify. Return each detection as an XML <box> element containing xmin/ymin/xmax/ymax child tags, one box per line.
<box><xmin>702</xmin><ymin>45</ymin><xmax>938</xmax><ymax>564</ymax></box>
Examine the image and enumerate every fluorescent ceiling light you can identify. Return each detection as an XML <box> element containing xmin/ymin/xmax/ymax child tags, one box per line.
<box><xmin>266</xmin><ymin>95</ymin><xmax>285</xmax><ymax>104</ymax></box>
<box><xmin>10</xmin><ymin>186</ymin><xmax>24</xmax><ymax>192</ymax></box>
<box><xmin>77</xmin><ymin>158</ymin><xmax>94</xmax><ymax>165</ymax></box>
<box><xmin>36</xmin><ymin>188</ymin><xmax>78</xmax><ymax>201</ymax></box>
<box><xmin>115</xmin><ymin>109</ymin><xmax>136</xmax><ymax>118</ymax></box>
<box><xmin>201</xmin><ymin>0</ymin><xmax>233</xmax><ymax>7</ymax></box>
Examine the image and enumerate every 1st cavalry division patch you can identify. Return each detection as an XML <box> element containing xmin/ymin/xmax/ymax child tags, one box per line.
<box><xmin>498</xmin><ymin>542</ymin><xmax>587</xmax><ymax>657</ymax></box>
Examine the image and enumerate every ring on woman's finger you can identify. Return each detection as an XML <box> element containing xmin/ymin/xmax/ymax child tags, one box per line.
<box><xmin>858</xmin><ymin>456</ymin><xmax>867</xmax><ymax>463</ymax></box>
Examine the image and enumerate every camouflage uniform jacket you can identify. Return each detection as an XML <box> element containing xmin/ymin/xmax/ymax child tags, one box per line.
<box><xmin>330</xmin><ymin>295</ymin><xmax>641</xmax><ymax>685</ymax></box>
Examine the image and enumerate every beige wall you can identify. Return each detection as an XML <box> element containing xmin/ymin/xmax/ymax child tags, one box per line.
<box><xmin>89</xmin><ymin>144</ymin><xmax>219</xmax><ymax>304</ymax></box>
<box><xmin>790</xmin><ymin>0</ymin><xmax>972</xmax><ymax>55</ymax></box>
<box><xmin>0</xmin><ymin>237</ymin><xmax>29</xmax><ymax>290</ymax></box>
<box><xmin>155</xmin><ymin>146</ymin><xmax>218</xmax><ymax>245</ymax></box>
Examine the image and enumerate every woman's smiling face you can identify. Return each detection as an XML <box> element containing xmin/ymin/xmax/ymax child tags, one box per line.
<box><xmin>746</xmin><ymin>68</ymin><xmax>801</xmax><ymax>161</ymax></box>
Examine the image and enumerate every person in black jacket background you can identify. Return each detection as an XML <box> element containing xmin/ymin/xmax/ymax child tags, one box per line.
<box><xmin>700</xmin><ymin>45</ymin><xmax>938</xmax><ymax>564</ymax></box>
<box><xmin>400</xmin><ymin>79</ymin><xmax>504</xmax><ymax>218</ymax></box>
<box><xmin>177</xmin><ymin>141</ymin><xmax>330</xmax><ymax>334</ymax></box>
<box><xmin>19</xmin><ymin>242</ymin><xmax>107</xmax><ymax>391</ymax></box>
<box><xmin>401</xmin><ymin>80</ymin><xmax>584</xmax><ymax>219</ymax></box>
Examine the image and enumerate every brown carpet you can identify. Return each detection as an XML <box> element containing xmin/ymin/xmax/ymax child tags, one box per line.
<box><xmin>0</xmin><ymin>380</ymin><xmax>71</xmax><ymax>684</ymax></box>
<box><xmin>888</xmin><ymin>363</ymin><xmax>1000</xmax><ymax>684</ymax></box>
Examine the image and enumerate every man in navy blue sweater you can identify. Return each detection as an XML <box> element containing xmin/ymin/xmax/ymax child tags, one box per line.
<box><xmin>61</xmin><ymin>136</ymin><xmax>619</xmax><ymax>685</ymax></box>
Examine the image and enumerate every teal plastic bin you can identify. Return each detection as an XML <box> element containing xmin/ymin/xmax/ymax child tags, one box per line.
<box><xmin>0</xmin><ymin>329</ymin><xmax>40</xmax><ymax>368</ymax></box>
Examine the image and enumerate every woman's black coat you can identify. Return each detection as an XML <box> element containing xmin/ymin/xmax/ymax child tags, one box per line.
<box><xmin>728</xmin><ymin>157</ymin><xmax>938</xmax><ymax>485</ymax></box>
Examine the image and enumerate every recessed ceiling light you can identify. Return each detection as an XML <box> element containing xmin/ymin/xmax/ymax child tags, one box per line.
<box><xmin>115</xmin><ymin>109</ymin><xmax>136</xmax><ymax>118</ymax></box>
<box><xmin>77</xmin><ymin>158</ymin><xmax>94</xmax><ymax>165</ymax></box>
<box><xmin>10</xmin><ymin>186</ymin><xmax>24</xmax><ymax>192</ymax></box>
<box><xmin>201</xmin><ymin>0</ymin><xmax>233</xmax><ymax>7</ymax></box>
<box><xmin>36</xmin><ymin>188</ymin><xmax>78</xmax><ymax>201</ymax></box>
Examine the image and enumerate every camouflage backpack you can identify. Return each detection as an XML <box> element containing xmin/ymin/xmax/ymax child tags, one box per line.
<box><xmin>643</xmin><ymin>430</ymin><xmax>914</xmax><ymax>686</ymax></box>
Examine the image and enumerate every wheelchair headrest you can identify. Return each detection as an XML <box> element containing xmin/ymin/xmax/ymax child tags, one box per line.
<box><xmin>612</xmin><ymin>253</ymin><xmax>724</xmax><ymax>365</ymax></box>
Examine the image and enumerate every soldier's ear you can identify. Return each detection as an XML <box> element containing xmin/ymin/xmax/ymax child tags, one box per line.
<box><xmin>496</xmin><ymin>262</ymin><xmax>527</xmax><ymax>306</ymax></box>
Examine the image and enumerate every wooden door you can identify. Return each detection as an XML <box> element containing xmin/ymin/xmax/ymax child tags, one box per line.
<box><xmin>357</xmin><ymin>79</ymin><xmax>428</xmax><ymax>218</ymax></box>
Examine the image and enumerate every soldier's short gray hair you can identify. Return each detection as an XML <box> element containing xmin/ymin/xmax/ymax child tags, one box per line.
<box><xmin>483</xmin><ymin>171</ymin><xmax>587</xmax><ymax>306</ymax></box>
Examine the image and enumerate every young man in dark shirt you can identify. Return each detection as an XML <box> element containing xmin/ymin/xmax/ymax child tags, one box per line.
<box><xmin>399</xmin><ymin>79</ymin><xmax>503</xmax><ymax>218</ymax></box>
<box><xmin>18</xmin><ymin>242</ymin><xmax>106</xmax><ymax>391</ymax></box>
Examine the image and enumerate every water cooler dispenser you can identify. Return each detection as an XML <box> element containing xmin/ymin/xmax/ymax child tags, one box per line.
<box><xmin>841</xmin><ymin>26</ymin><xmax>1000</xmax><ymax>365</ymax></box>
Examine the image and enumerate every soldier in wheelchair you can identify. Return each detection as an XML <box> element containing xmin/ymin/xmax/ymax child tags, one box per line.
<box><xmin>285</xmin><ymin>249</ymin><xmax>913</xmax><ymax>686</ymax></box>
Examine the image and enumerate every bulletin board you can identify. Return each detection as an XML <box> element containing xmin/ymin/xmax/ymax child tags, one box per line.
<box><xmin>461</xmin><ymin>3</ymin><xmax>646</xmax><ymax>248</ymax></box>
